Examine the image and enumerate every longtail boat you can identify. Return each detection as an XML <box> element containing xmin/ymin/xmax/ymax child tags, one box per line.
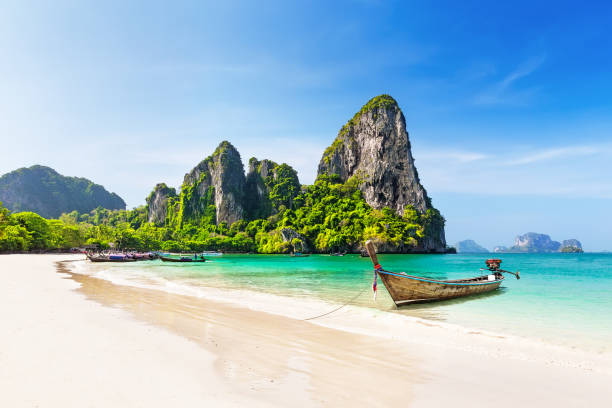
<box><xmin>86</xmin><ymin>254</ymin><xmax>137</xmax><ymax>263</ymax></box>
<box><xmin>364</xmin><ymin>240</ymin><xmax>519</xmax><ymax>306</ymax></box>
<box><xmin>160</xmin><ymin>255</ymin><xmax>206</xmax><ymax>263</ymax></box>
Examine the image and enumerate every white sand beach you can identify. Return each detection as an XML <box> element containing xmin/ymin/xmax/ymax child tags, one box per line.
<box><xmin>1</xmin><ymin>254</ymin><xmax>610</xmax><ymax>407</ymax></box>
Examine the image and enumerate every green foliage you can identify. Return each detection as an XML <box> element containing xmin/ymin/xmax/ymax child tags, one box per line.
<box><xmin>176</xmin><ymin>142</ymin><xmax>245</xmax><ymax>227</ymax></box>
<box><xmin>267</xmin><ymin>164</ymin><xmax>300</xmax><ymax>209</ymax></box>
<box><xmin>272</xmin><ymin>177</ymin><xmax>429</xmax><ymax>252</ymax></box>
<box><xmin>0</xmin><ymin>201</ymin><xmax>88</xmax><ymax>251</ymax></box>
<box><xmin>244</xmin><ymin>159</ymin><xmax>300</xmax><ymax>220</ymax></box>
<box><xmin>0</xmin><ymin>225</ymin><xmax>30</xmax><ymax>251</ymax></box>
<box><xmin>13</xmin><ymin>212</ymin><xmax>51</xmax><ymax>250</ymax></box>
<box><xmin>0</xmin><ymin>165</ymin><xmax>125</xmax><ymax>218</ymax></box>
<box><xmin>560</xmin><ymin>246</ymin><xmax>583</xmax><ymax>253</ymax></box>
<box><xmin>0</xmin><ymin>155</ymin><xmax>444</xmax><ymax>254</ymax></box>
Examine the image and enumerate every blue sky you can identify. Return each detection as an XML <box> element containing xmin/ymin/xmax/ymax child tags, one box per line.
<box><xmin>1</xmin><ymin>1</ymin><xmax>611</xmax><ymax>250</ymax></box>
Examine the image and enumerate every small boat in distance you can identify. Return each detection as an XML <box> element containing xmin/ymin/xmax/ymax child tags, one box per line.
<box><xmin>364</xmin><ymin>240</ymin><xmax>519</xmax><ymax>306</ymax></box>
<box><xmin>86</xmin><ymin>253</ymin><xmax>137</xmax><ymax>263</ymax></box>
<box><xmin>330</xmin><ymin>251</ymin><xmax>347</xmax><ymax>256</ymax></box>
<box><xmin>160</xmin><ymin>254</ymin><xmax>206</xmax><ymax>263</ymax></box>
<box><xmin>291</xmin><ymin>252</ymin><xmax>310</xmax><ymax>257</ymax></box>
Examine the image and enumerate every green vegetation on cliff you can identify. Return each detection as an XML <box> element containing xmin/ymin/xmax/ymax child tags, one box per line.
<box><xmin>0</xmin><ymin>165</ymin><xmax>126</xmax><ymax>218</ymax></box>
<box><xmin>244</xmin><ymin>158</ymin><xmax>301</xmax><ymax>220</ymax></box>
<box><xmin>173</xmin><ymin>140</ymin><xmax>245</xmax><ymax>228</ymax></box>
<box><xmin>0</xmin><ymin>96</ymin><xmax>446</xmax><ymax>254</ymax></box>
<box><xmin>560</xmin><ymin>246</ymin><xmax>584</xmax><ymax>253</ymax></box>
<box><xmin>0</xmin><ymin>173</ymin><xmax>445</xmax><ymax>253</ymax></box>
<box><xmin>322</xmin><ymin>94</ymin><xmax>398</xmax><ymax>165</ymax></box>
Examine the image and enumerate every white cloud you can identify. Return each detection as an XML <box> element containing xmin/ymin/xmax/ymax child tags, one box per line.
<box><xmin>415</xmin><ymin>142</ymin><xmax>612</xmax><ymax>198</ymax></box>
<box><xmin>472</xmin><ymin>54</ymin><xmax>546</xmax><ymax>106</ymax></box>
<box><xmin>503</xmin><ymin>145</ymin><xmax>603</xmax><ymax>166</ymax></box>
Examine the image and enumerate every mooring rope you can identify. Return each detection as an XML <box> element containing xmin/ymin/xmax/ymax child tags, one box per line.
<box><xmin>303</xmin><ymin>286</ymin><xmax>369</xmax><ymax>321</ymax></box>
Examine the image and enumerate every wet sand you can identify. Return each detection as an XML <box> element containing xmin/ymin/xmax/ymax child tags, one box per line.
<box><xmin>1</xmin><ymin>254</ymin><xmax>610</xmax><ymax>407</ymax></box>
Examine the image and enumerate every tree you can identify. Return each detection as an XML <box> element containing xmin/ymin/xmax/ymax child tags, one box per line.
<box><xmin>0</xmin><ymin>225</ymin><xmax>30</xmax><ymax>251</ymax></box>
<box><xmin>0</xmin><ymin>201</ymin><xmax>11</xmax><ymax>228</ymax></box>
<box><xmin>12</xmin><ymin>212</ymin><xmax>50</xmax><ymax>250</ymax></box>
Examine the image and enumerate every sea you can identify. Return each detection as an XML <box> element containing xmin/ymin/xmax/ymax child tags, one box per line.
<box><xmin>74</xmin><ymin>253</ymin><xmax>612</xmax><ymax>354</ymax></box>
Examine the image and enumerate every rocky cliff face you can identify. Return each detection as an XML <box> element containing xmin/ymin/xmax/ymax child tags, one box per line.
<box><xmin>561</xmin><ymin>239</ymin><xmax>582</xmax><ymax>249</ymax></box>
<box><xmin>455</xmin><ymin>239</ymin><xmax>489</xmax><ymax>253</ymax></box>
<box><xmin>509</xmin><ymin>233</ymin><xmax>561</xmax><ymax>252</ymax></box>
<box><xmin>560</xmin><ymin>239</ymin><xmax>583</xmax><ymax>253</ymax></box>
<box><xmin>317</xmin><ymin>94</ymin><xmax>445</xmax><ymax>251</ymax></box>
<box><xmin>244</xmin><ymin>158</ymin><xmax>300</xmax><ymax>220</ymax></box>
<box><xmin>146</xmin><ymin>183</ymin><xmax>177</xmax><ymax>225</ymax></box>
<box><xmin>497</xmin><ymin>233</ymin><xmax>583</xmax><ymax>253</ymax></box>
<box><xmin>179</xmin><ymin>141</ymin><xmax>245</xmax><ymax>226</ymax></box>
<box><xmin>318</xmin><ymin>95</ymin><xmax>431</xmax><ymax>214</ymax></box>
<box><xmin>280</xmin><ymin>228</ymin><xmax>311</xmax><ymax>253</ymax></box>
<box><xmin>244</xmin><ymin>159</ymin><xmax>276</xmax><ymax>220</ymax></box>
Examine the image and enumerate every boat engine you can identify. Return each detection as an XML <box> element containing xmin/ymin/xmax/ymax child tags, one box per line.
<box><xmin>485</xmin><ymin>259</ymin><xmax>502</xmax><ymax>271</ymax></box>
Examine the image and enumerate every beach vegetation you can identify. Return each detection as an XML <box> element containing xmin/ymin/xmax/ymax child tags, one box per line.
<box><xmin>0</xmin><ymin>167</ymin><xmax>443</xmax><ymax>253</ymax></box>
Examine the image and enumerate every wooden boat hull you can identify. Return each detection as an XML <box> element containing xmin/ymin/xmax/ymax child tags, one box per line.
<box><xmin>160</xmin><ymin>256</ymin><xmax>206</xmax><ymax>263</ymax></box>
<box><xmin>87</xmin><ymin>256</ymin><xmax>137</xmax><ymax>263</ymax></box>
<box><xmin>377</xmin><ymin>270</ymin><xmax>504</xmax><ymax>305</ymax></box>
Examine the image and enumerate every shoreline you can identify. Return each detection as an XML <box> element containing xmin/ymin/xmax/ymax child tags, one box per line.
<box><xmin>2</xmin><ymin>254</ymin><xmax>611</xmax><ymax>407</ymax></box>
<box><xmin>76</xmin><ymin>256</ymin><xmax>611</xmax><ymax>358</ymax></box>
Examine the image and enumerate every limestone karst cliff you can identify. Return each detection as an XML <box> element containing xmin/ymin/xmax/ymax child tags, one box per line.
<box><xmin>147</xmin><ymin>145</ymin><xmax>301</xmax><ymax>229</ymax></box>
<box><xmin>139</xmin><ymin>95</ymin><xmax>447</xmax><ymax>253</ymax></box>
<box><xmin>318</xmin><ymin>95</ymin><xmax>431</xmax><ymax>214</ymax></box>
<box><xmin>495</xmin><ymin>233</ymin><xmax>584</xmax><ymax>253</ymax></box>
<box><xmin>178</xmin><ymin>141</ymin><xmax>246</xmax><ymax>226</ymax></box>
<box><xmin>560</xmin><ymin>239</ymin><xmax>583</xmax><ymax>252</ymax></box>
<box><xmin>455</xmin><ymin>239</ymin><xmax>489</xmax><ymax>253</ymax></box>
<box><xmin>317</xmin><ymin>94</ymin><xmax>446</xmax><ymax>251</ymax></box>
<box><xmin>146</xmin><ymin>183</ymin><xmax>177</xmax><ymax>225</ymax></box>
<box><xmin>244</xmin><ymin>158</ymin><xmax>300</xmax><ymax>220</ymax></box>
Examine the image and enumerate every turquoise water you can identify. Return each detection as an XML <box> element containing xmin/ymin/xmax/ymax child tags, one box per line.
<box><xmin>90</xmin><ymin>253</ymin><xmax>612</xmax><ymax>352</ymax></box>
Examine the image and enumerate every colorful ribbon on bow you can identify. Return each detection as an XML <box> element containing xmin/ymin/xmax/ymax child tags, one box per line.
<box><xmin>372</xmin><ymin>263</ymin><xmax>381</xmax><ymax>301</ymax></box>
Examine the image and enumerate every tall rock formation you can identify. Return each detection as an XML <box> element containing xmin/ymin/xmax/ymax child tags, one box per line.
<box><xmin>145</xmin><ymin>183</ymin><xmax>177</xmax><ymax>225</ymax></box>
<box><xmin>179</xmin><ymin>141</ymin><xmax>245</xmax><ymax>226</ymax></box>
<box><xmin>0</xmin><ymin>165</ymin><xmax>125</xmax><ymax>218</ymax></box>
<box><xmin>560</xmin><ymin>239</ymin><xmax>582</xmax><ymax>252</ymax></box>
<box><xmin>455</xmin><ymin>239</ymin><xmax>489</xmax><ymax>253</ymax></box>
<box><xmin>509</xmin><ymin>232</ymin><xmax>561</xmax><ymax>253</ymax></box>
<box><xmin>244</xmin><ymin>158</ymin><xmax>300</xmax><ymax>220</ymax></box>
<box><xmin>244</xmin><ymin>159</ymin><xmax>275</xmax><ymax>220</ymax></box>
<box><xmin>318</xmin><ymin>95</ymin><xmax>431</xmax><ymax>214</ymax></box>
<box><xmin>317</xmin><ymin>94</ymin><xmax>445</xmax><ymax>250</ymax></box>
<box><xmin>497</xmin><ymin>233</ymin><xmax>583</xmax><ymax>253</ymax></box>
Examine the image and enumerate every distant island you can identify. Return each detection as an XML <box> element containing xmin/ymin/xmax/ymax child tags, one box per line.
<box><xmin>0</xmin><ymin>165</ymin><xmax>125</xmax><ymax>218</ymax></box>
<box><xmin>455</xmin><ymin>240</ymin><xmax>489</xmax><ymax>253</ymax></box>
<box><xmin>494</xmin><ymin>233</ymin><xmax>583</xmax><ymax>253</ymax></box>
<box><xmin>0</xmin><ymin>95</ymin><xmax>448</xmax><ymax>254</ymax></box>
